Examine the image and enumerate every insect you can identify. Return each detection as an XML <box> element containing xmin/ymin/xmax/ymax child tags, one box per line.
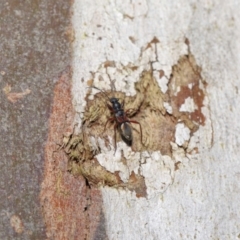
<box><xmin>89</xmin><ymin>86</ymin><xmax>143</xmax><ymax>151</ymax></box>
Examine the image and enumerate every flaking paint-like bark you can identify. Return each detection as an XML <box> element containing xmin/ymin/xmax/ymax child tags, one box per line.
<box><xmin>64</xmin><ymin>39</ymin><xmax>209</xmax><ymax>200</ymax></box>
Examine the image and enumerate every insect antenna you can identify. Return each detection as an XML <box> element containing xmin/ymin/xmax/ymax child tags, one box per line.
<box><xmin>88</xmin><ymin>86</ymin><xmax>112</xmax><ymax>102</ymax></box>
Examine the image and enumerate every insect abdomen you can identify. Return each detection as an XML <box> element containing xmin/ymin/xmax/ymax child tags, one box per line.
<box><xmin>119</xmin><ymin>122</ymin><xmax>132</xmax><ymax>146</ymax></box>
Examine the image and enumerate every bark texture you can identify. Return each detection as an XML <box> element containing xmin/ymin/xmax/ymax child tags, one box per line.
<box><xmin>1</xmin><ymin>0</ymin><xmax>240</xmax><ymax>240</ymax></box>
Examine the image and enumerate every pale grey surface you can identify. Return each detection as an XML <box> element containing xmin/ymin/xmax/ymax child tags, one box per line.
<box><xmin>72</xmin><ymin>0</ymin><xmax>240</xmax><ymax>239</ymax></box>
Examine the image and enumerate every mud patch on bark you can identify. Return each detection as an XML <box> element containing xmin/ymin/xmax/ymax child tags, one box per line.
<box><xmin>63</xmin><ymin>38</ymin><xmax>209</xmax><ymax>197</ymax></box>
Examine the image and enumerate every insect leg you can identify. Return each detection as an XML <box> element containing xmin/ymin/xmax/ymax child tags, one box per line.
<box><xmin>102</xmin><ymin>117</ymin><xmax>115</xmax><ymax>134</ymax></box>
<box><xmin>107</xmin><ymin>103</ymin><xmax>114</xmax><ymax>112</ymax></box>
<box><xmin>125</xmin><ymin>108</ymin><xmax>136</xmax><ymax>115</ymax></box>
<box><xmin>113</xmin><ymin>123</ymin><xmax>118</xmax><ymax>153</ymax></box>
<box><xmin>128</xmin><ymin>120</ymin><xmax>143</xmax><ymax>145</ymax></box>
<box><xmin>121</xmin><ymin>99</ymin><xmax>125</xmax><ymax>109</ymax></box>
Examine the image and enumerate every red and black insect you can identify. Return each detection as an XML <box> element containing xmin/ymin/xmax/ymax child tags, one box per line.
<box><xmin>89</xmin><ymin>86</ymin><xmax>143</xmax><ymax>151</ymax></box>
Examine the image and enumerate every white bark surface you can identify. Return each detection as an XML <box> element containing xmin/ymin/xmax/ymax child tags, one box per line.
<box><xmin>72</xmin><ymin>0</ymin><xmax>240</xmax><ymax>239</ymax></box>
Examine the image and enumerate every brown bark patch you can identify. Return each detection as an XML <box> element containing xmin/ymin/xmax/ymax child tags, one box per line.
<box><xmin>40</xmin><ymin>68</ymin><xmax>104</xmax><ymax>240</ymax></box>
<box><xmin>169</xmin><ymin>54</ymin><xmax>207</xmax><ymax>127</ymax></box>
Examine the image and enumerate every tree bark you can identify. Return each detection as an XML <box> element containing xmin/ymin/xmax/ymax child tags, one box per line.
<box><xmin>3</xmin><ymin>0</ymin><xmax>236</xmax><ymax>239</ymax></box>
<box><xmin>68</xmin><ymin>0</ymin><xmax>240</xmax><ymax>239</ymax></box>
